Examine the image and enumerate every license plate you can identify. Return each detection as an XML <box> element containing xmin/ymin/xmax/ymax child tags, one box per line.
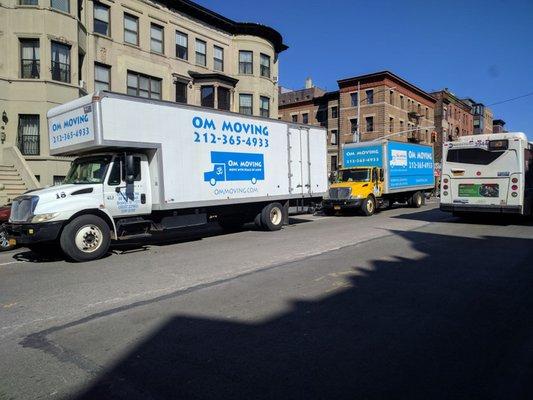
<box><xmin>334</xmin><ymin>205</ymin><xmax>341</xmax><ymax>210</ymax></box>
<box><xmin>8</xmin><ymin>239</ymin><xmax>16</xmax><ymax>246</ymax></box>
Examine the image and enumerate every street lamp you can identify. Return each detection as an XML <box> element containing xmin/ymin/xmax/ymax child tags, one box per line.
<box><xmin>354</xmin><ymin>85</ymin><xmax>396</xmax><ymax>143</ymax></box>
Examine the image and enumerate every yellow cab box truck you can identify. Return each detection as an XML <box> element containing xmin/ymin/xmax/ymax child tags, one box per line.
<box><xmin>323</xmin><ymin>140</ymin><xmax>435</xmax><ymax>216</ymax></box>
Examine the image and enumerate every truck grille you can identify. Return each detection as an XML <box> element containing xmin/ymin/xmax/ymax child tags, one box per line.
<box><xmin>10</xmin><ymin>196</ymin><xmax>38</xmax><ymax>222</ymax></box>
<box><xmin>329</xmin><ymin>187</ymin><xmax>352</xmax><ymax>199</ymax></box>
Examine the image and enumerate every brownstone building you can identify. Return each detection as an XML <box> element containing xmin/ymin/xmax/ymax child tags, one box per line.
<box><xmin>430</xmin><ymin>89</ymin><xmax>474</xmax><ymax>162</ymax></box>
<box><xmin>279</xmin><ymin>71</ymin><xmax>436</xmax><ymax>174</ymax></box>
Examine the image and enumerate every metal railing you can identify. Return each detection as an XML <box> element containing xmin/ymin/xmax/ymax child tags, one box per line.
<box><xmin>18</xmin><ymin>134</ymin><xmax>40</xmax><ymax>156</ymax></box>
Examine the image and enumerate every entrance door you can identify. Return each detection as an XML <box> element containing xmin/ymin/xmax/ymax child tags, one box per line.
<box><xmin>103</xmin><ymin>154</ymin><xmax>152</xmax><ymax>217</ymax></box>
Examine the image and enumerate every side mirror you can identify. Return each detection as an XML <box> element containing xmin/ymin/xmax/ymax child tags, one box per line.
<box><xmin>125</xmin><ymin>155</ymin><xmax>135</xmax><ymax>184</ymax></box>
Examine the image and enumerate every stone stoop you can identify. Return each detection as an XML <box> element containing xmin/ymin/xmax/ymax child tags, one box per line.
<box><xmin>0</xmin><ymin>164</ymin><xmax>29</xmax><ymax>205</ymax></box>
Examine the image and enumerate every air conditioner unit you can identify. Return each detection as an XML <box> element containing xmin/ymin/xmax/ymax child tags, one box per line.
<box><xmin>79</xmin><ymin>80</ymin><xmax>87</xmax><ymax>90</ymax></box>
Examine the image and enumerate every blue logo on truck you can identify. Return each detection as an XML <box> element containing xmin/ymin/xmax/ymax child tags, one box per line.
<box><xmin>343</xmin><ymin>145</ymin><xmax>383</xmax><ymax>167</ymax></box>
<box><xmin>204</xmin><ymin>151</ymin><xmax>265</xmax><ymax>186</ymax></box>
<box><xmin>388</xmin><ymin>142</ymin><xmax>434</xmax><ymax>189</ymax></box>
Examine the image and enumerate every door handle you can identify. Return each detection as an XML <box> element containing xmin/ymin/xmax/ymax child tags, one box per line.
<box><xmin>141</xmin><ymin>194</ymin><xmax>146</xmax><ymax>204</ymax></box>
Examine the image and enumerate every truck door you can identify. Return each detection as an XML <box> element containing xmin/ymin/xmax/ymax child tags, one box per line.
<box><xmin>103</xmin><ymin>154</ymin><xmax>152</xmax><ymax>217</ymax></box>
<box><xmin>288</xmin><ymin>127</ymin><xmax>311</xmax><ymax>196</ymax></box>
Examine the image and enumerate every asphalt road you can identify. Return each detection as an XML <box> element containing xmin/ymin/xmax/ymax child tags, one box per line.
<box><xmin>0</xmin><ymin>203</ymin><xmax>532</xmax><ymax>399</ymax></box>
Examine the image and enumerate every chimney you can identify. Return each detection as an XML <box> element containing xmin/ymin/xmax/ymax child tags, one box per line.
<box><xmin>305</xmin><ymin>77</ymin><xmax>313</xmax><ymax>89</ymax></box>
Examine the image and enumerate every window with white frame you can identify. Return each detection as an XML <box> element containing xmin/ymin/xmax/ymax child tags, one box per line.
<box><xmin>195</xmin><ymin>39</ymin><xmax>206</xmax><ymax>66</ymax></box>
<box><xmin>124</xmin><ymin>13</ymin><xmax>139</xmax><ymax>45</ymax></box>
<box><xmin>213</xmin><ymin>46</ymin><xmax>224</xmax><ymax>71</ymax></box>
<box><xmin>175</xmin><ymin>31</ymin><xmax>188</xmax><ymax>60</ymax></box>
<box><xmin>150</xmin><ymin>23</ymin><xmax>164</xmax><ymax>54</ymax></box>
<box><xmin>239</xmin><ymin>51</ymin><xmax>253</xmax><ymax>74</ymax></box>
<box><xmin>127</xmin><ymin>71</ymin><xmax>161</xmax><ymax>99</ymax></box>
<box><xmin>239</xmin><ymin>94</ymin><xmax>253</xmax><ymax>115</ymax></box>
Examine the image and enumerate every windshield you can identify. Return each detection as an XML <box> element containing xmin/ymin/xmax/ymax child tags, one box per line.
<box><xmin>446</xmin><ymin>148</ymin><xmax>505</xmax><ymax>165</ymax></box>
<box><xmin>64</xmin><ymin>156</ymin><xmax>111</xmax><ymax>184</ymax></box>
<box><xmin>338</xmin><ymin>169</ymin><xmax>370</xmax><ymax>182</ymax></box>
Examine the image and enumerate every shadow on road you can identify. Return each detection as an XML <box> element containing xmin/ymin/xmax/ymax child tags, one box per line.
<box><xmin>67</xmin><ymin>229</ymin><xmax>533</xmax><ymax>400</ymax></box>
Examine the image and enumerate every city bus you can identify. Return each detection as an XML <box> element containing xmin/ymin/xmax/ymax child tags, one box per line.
<box><xmin>440</xmin><ymin>132</ymin><xmax>533</xmax><ymax>216</ymax></box>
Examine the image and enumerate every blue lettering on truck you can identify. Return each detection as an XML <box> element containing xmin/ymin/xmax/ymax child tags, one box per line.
<box><xmin>204</xmin><ymin>152</ymin><xmax>265</xmax><ymax>186</ymax></box>
<box><xmin>343</xmin><ymin>145</ymin><xmax>383</xmax><ymax>167</ymax></box>
<box><xmin>388</xmin><ymin>142</ymin><xmax>434</xmax><ymax>189</ymax></box>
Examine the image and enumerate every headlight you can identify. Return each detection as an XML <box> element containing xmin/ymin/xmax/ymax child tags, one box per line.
<box><xmin>31</xmin><ymin>213</ymin><xmax>59</xmax><ymax>223</ymax></box>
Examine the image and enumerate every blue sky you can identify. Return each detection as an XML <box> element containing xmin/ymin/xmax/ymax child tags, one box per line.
<box><xmin>196</xmin><ymin>0</ymin><xmax>533</xmax><ymax>139</ymax></box>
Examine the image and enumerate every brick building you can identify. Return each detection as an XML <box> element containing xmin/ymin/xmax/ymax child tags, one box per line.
<box><xmin>430</xmin><ymin>89</ymin><xmax>474</xmax><ymax>162</ymax></box>
<box><xmin>279</xmin><ymin>71</ymin><xmax>436</xmax><ymax>174</ymax></box>
<box><xmin>461</xmin><ymin>99</ymin><xmax>493</xmax><ymax>134</ymax></box>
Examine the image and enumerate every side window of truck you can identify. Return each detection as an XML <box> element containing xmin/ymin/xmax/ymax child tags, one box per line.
<box><xmin>108</xmin><ymin>159</ymin><xmax>122</xmax><ymax>186</ymax></box>
<box><xmin>107</xmin><ymin>156</ymin><xmax>142</xmax><ymax>185</ymax></box>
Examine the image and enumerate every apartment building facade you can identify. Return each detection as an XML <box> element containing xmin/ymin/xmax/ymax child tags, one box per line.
<box><xmin>279</xmin><ymin>71</ymin><xmax>436</xmax><ymax>174</ymax></box>
<box><xmin>461</xmin><ymin>99</ymin><xmax>493</xmax><ymax>135</ymax></box>
<box><xmin>0</xmin><ymin>0</ymin><xmax>286</xmax><ymax>191</ymax></box>
<box><xmin>431</xmin><ymin>89</ymin><xmax>474</xmax><ymax>162</ymax></box>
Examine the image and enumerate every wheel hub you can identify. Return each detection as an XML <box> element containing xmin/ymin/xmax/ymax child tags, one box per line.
<box><xmin>75</xmin><ymin>225</ymin><xmax>103</xmax><ymax>253</ymax></box>
<box><xmin>270</xmin><ymin>207</ymin><xmax>282</xmax><ymax>225</ymax></box>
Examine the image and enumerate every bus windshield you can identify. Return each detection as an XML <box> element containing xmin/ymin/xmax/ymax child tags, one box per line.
<box><xmin>446</xmin><ymin>148</ymin><xmax>504</xmax><ymax>165</ymax></box>
<box><xmin>64</xmin><ymin>156</ymin><xmax>111</xmax><ymax>184</ymax></box>
<box><xmin>339</xmin><ymin>169</ymin><xmax>370</xmax><ymax>182</ymax></box>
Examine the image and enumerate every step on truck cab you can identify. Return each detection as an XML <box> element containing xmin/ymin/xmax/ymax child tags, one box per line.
<box><xmin>323</xmin><ymin>140</ymin><xmax>435</xmax><ymax>216</ymax></box>
<box><xmin>440</xmin><ymin>132</ymin><xmax>533</xmax><ymax>216</ymax></box>
<box><xmin>7</xmin><ymin>92</ymin><xmax>328</xmax><ymax>261</ymax></box>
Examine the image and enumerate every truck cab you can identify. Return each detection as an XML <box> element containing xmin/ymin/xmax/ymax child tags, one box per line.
<box><xmin>8</xmin><ymin>152</ymin><xmax>151</xmax><ymax>261</ymax></box>
<box><xmin>323</xmin><ymin>166</ymin><xmax>385</xmax><ymax>216</ymax></box>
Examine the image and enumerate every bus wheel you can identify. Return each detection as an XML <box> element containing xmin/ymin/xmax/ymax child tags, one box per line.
<box><xmin>411</xmin><ymin>191</ymin><xmax>424</xmax><ymax>208</ymax></box>
<box><xmin>261</xmin><ymin>203</ymin><xmax>284</xmax><ymax>231</ymax></box>
<box><xmin>361</xmin><ymin>196</ymin><xmax>376</xmax><ymax>216</ymax></box>
<box><xmin>60</xmin><ymin>215</ymin><xmax>111</xmax><ymax>262</ymax></box>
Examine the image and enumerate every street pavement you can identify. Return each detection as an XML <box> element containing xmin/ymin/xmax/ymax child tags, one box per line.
<box><xmin>0</xmin><ymin>202</ymin><xmax>532</xmax><ymax>399</ymax></box>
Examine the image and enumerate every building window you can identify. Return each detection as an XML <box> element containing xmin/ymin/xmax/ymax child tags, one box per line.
<box><xmin>260</xmin><ymin>53</ymin><xmax>271</xmax><ymax>78</ymax></box>
<box><xmin>400</xmin><ymin>95</ymin><xmax>404</xmax><ymax>109</ymax></box>
<box><xmin>175</xmin><ymin>80</ymin><xmax>187</xmax><ymax>104</ymax></box>
<box><xmin>51</xmin><ymin>41</ymin><xmax>70</xmax><ymax>83</ymax></box>
<box><xmin>426</xmin><ymin>107</ymin><xmax>429</xmax><ymax>119</ymax></box>
<box><xmin>350</xmin><ymin>92</ymin><xmax>358</xmax><ymax>107</ymax></box>
<box><xmin>239</xmin><ymin>51</ymin><xmax>253</xmax><ymax>74</ymax></box>
<box><xmin>239</xmin><ymin>94</ymin><xmax>253</xmax><ymax>115</ymax></box>
<box><xmin>127</xmin><ymin>71</ymin><xmax>161</xmax><ymax>99</ymax></box>
<box><xmin>291</xmin><ymin>115</ymin><xmax>298</xmax><ymax>123</ymax></box>
<box><xmin>260</xmin><ymin>96</ymin><xmax>270</xmax><ymax>118</ymax></box>
<box><xmin>218</xmin><ymin>87</ymin><xmax>230</xmax><ymax>111</ymax></box>
<box><xmin>94</xmin><ymin>63</ymin><xmax>110</xmax><ymax>91</ymax></box>
<box><xmin>53</xmin><ymin>175</ymin><xmax>66</xmax><ymax>185</ymax></box>
<box><xmin>150</xmin><ymin>23</ymin><xmax>164</xmax><ymax>54</ymax></box>
<box><xmin>20</xmin><ymin>39</ymin><xmax>40</xmax><ymax>79</ymax></box>
<box><xmin>389</xmin><ymin>90</ymin><xmax>394</xmax><ymax>105</ymax></box>
<box><xmin>366</xmin><ymin>89</ymin><xmax>374</xmax><ymax>104</ymax></box>
<box><xmin>195</xmin><ymin>39</ymin><xmax>206</xmax><ymax>66</ymax></box>
<box><xmin>17</xmin><ymin>115</ymin><xmax>40</xmax><ymax>156</ymax></box>
<box><xmin>93</xmin><ymin>2</ymin><xmax>110</xmax><ymax>36</ymax></box>
<box><xmin>51</xmin><ymin>0</ymin><xmax>69</xmax><ymax>13</ymax></box>
<box><xmin>331</xmin><ymin>106</ymin><xmax>338</xmax><ymax>119</ymax></box>
<box><xmin>302</xmin><ymin>112</ymin><xmax>308</xmax><ymax>124</ymax></box>
<box><xmin>331</xmin><ymin>129</ymin><xmax>338</xmax><ymax>145</ymax></box>
<box><xmin>389</xmin><ymin>117</ymin><xmax>394</xmax><ymax>133</ymax></box>
<box><xmin>213</xmin><ymin>46</ymin><xmax>224</xmax><ymax>71</ymax></box>
<box><xmin>124</xmin><ymin>13</ymin><xmax>139</xmax><ymax>45</ymax></box>
<box><xmin>350</xmin><ymin>118</ymin><xmax>357</xmax><ymax>134</ymax></box>
<box><xmin>200</xmin><ymin>86</ymin><xmax>214</xmax><ymax>108</ymax></box>
<box><xmin>175</xmin><ymin>31</ymin><xmax>188</xmax><ymax>60</ymax></box>
<box><xmin>331</xmin><ymin>155</ymin><xmax>338</xmax><ymax>171</ymax></box>
<box><xmin>400</xmin><ymin>120</ymin><xmax>404</xmax><ymax>132</ymax></box>
<box><xmin>19</xmin><ymin>0</ymin><xmax>38</xmax><ymax>4</ymax></box>
<box><xmin>365</xmin><ymin>116</ymin><xmax>374</xmax><ymax>132</ymax></box>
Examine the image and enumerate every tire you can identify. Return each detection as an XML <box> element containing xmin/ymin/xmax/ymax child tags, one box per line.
<box><xmin>0</xmin><ymin>228</ymin><xmax>14</xmax><ymax>252</ymax></box>
<box><xmin>219</xmin><ymin>217</ymin><xmax>245</xmax><ymax>231</ymax></box>
<box><xmin>411</xmin><ymin>191</ymin><xmax>424</xmax><ymax>208</ymax></box>
<box><xmin>60</xmin><ymin>215</ymin><xmax>111</xmax><ymax>262</ymax></box>
<box><xmin>254</xmin><ymin>213</ymin><xmax>263</xmax><ymax>229</ymax></box>
<box><xmin>260</xmin><ymin>203</ymin><xmax>284</xmax><ymax>231</ymax></box>
<box><xmin>360</xmin><ymin>196</ymin><xmax>376</xmax><ymax>216</ymax></box>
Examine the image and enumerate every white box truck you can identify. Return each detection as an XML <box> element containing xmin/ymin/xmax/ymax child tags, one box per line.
<box><xmin>7</xmin><ymin>92</ymin><xmax>327</xmax><ymax>261</ymax></box>
<box><xmin>323</xmin><ymin>140</ymin><xmax>435</xmax><ymax>215</ymax></box>
<box><xmin>440</xmin><ymin>132</ymin><xmax>533</xmax><ymax>216</ymax></box>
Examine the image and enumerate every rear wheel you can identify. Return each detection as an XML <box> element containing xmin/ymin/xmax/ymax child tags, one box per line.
<box><xmin>360</xmin><ymin>196</ymin><xmax>376</xmax><ymax>216</ymax></box>
<box><xmin>0</xmin><ymin>228</ymin><xmax>14</xmax><ymax>252</ymax></box>
<box><xmin>60</xmin><ymin>215</ymin><xmax>111</xmax><ymax>262</ymax></box>
<box><xmin>260</xmin><ymin>203</ymin><xmax>284</xmax><ymax>231</ymax></box>
<box><xmin>410</xmin><ymin>191</ymin><xmax>424</xmax><ymax>208</ymax></box>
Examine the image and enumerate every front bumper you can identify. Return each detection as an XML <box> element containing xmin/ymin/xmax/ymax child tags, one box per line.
<box><xmin>322</xmin><ymin>198</ymin><xmax>363</xmax><ymax>209</ymax></box>
<box><xmin>440</xmin><ymin>203</ymin><xmax>523</xmax><ymax>214</ymax></box>
<box><xmin>5</xmin><ymin>221</ymin><xmax>63</xmax><ymax>244</ymax></box>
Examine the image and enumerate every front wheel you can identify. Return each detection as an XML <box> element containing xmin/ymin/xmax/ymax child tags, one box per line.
<box><xmin>60</xmin><ymin>215</ymin><xmax>111</xmax><ymax>262</ymax></box>
<box><xmin>360</xmin><ymin>196</ymin><xmax>376</xmax><ymax>216</ymax></box>
<box><xmin>410</xmin><ymin>191</ymin><xmax>424</xmax><ymax>208</ymax></box>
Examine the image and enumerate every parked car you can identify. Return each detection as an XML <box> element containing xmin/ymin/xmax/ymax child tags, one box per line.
<box><xmin>0</xmin><ymin>205</ymin><xmax>15</xmax><ymax>251</ymax></box>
